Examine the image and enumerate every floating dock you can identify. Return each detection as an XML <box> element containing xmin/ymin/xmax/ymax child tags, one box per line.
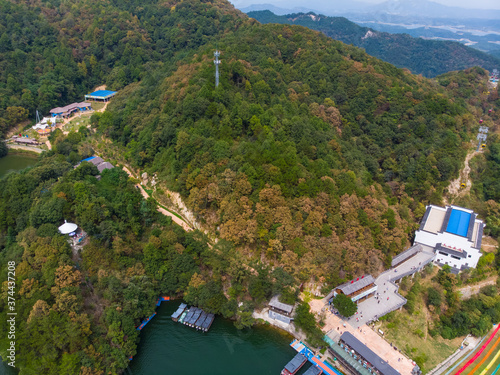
<box><xmin>201</xmin><ymin>313</ymin><xmax>215</xmax><ymax>332</ymax></box>
<box><xmin>172</xmin><ymin>303</ymin><xmax>187</xmax><ymax>322</ymax></box>
<box><xmin>290</xmin><ymin>340</ymin><xmax>342</xmax><ymax>375</ymax></box>
<box><xmin>182</xmin><ymin>307</ymin><xmax>196</xmax><ymax>326</ymax></box>
<box><xmin>195</xmin><ymin>311</ymin><xmax>207</xmax><ymax>329</ymax></box>
<box><xmin>281</xmin><ymin>352</ymin><xmax>307</xmax><ymax>375</ymax></box>
<box><xmin>175</xmin><ymin>305</ymin><xmax>214</xmax><ymax>332</ymax></box>
<box><xmin>156</xmin><ymin>296</ymin><xmax>170</xmax><ymax>306</ymax></box>
<box><xmin>136</xmin><ymin>296</ymin><xmax>171</xmax><ymax>331</ymax></box>
<box><xmin>178</xmin><ymin>310</ymin><xmax>188</xmax><ymax>324</ymax></box>
<box><xmin>136</xmin><ymin>312</ymin><xmax>157</xmax><ymax>331</ymax></box>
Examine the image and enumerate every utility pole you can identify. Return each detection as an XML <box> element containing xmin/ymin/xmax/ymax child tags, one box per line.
<box><xmin>214</xmin><ymin>49</ymin><xmax>220</xmax><ymax>87</ymax></box>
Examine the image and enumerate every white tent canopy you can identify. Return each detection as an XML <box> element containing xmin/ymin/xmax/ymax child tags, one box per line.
<box><xmin>58</xmin><ymin>220</ymin><xmax>78</xmax><ymax>234</ymax></box>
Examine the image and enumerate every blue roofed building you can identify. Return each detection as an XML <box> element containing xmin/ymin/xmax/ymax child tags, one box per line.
<box><xmin>85</xmin><ymin>90</ymin><xmax>117</xmax><ymax>101</ymax></box>
<box><xmin>414</xmin><ymin>205</ymin><xmax>484</xmax><ymax>272</ymax></box>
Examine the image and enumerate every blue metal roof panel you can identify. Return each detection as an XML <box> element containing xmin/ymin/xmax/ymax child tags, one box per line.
<box><xmin>446</xmin><ymin>209</ymin><xmax>471</xmax><ymax>237</ymax></box>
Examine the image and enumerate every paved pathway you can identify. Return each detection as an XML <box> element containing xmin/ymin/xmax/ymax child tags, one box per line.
<box><xmin>309</xmin><ymin>245</ymin><xmax>438</xmax><ymax>375</ymax></box>
<box><xmin>344</xmin><ymin>247</ymin><xmax>435</xmax><ymax>328</ymax></box>
<box><xmin>310</xmin><ymin>299</ymin><xmax>414</xmax><ymax>375</ymax></box>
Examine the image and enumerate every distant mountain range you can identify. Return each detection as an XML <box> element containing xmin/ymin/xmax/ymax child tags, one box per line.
<box><xmin>239</xmin><ymin>0</ymin><xmax>500</xmax><ymax>20</ymax></box>
<box><xmin>364</xmin><ymin>0</ymin><xmax>500</xmax><ymax>20</ymax></box>
<box><xmin>247</xmin><ymin>10</ymin><xmax>500</xmax><ymax>77</ymax></box>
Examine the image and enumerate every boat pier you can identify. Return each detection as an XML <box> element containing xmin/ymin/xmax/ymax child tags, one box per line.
<box><xmin>172</xmin><ymin>303</ymin><xmax>187</xmax><ymax>322</ymax></box>
<box><xmin>177</xmin><ymin>306</ymin><xmax>214</xmax><ymax>332</ymax></box>
<box><xmin>289</xmin><ymin>339</ymin><xmax>343</xmax><ymax>375</ymax></box>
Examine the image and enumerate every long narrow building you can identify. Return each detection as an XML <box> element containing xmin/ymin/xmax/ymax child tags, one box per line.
<box><xmin>332</xmin><ymin>332</ymin><xmax>402</xmax><ymax>375</ymax></box>
<box><xmin>331</xmin><ymin>275</ymin><xmax>377</xmax><ymax>304</ymax></box>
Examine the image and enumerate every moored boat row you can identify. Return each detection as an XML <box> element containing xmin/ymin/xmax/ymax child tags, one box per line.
<box><xmin>175</xmin><ymin>305</ymin><xmax>214</xmax><ymax>332</ymax></box>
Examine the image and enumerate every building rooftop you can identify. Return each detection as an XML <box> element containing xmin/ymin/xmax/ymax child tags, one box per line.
<box><xmin>302</xmin><ymin>365</ymin><xmax>322</xmax><ymax>375</ymax></box>
<box><xmin>340</xmin><ymin>332</ymin><xmax>400</xmax><ymax>375</ymax></box>
<box><xmin>336</xmin><ymin>275</ymin><xmax>375</xmax><ymax>296</ymax></box>
<box><xmin>58</xmin><ymin>220</ymin><xmax>78</xmax><ymax>235</ymax></box>
<box><xmin>284</xmin><ymin>353</ymin><xmax>307</xmax><ymax>374</ymax></box>
<box><xmin>436</xmin><ymin>243</ymin><xmax>467</xmax><ymax>258</ymax></box>
<box><xmin>418</xmin><ymin>205</ymin><xmax>484</xmax><ymax>247</ymax></box>
<box><xmin>446</xmin><ymin>209</ymin><xmax>472</xmax><ymax>237</ymax></box>
<box><xmin>50</xmin><ymin>102</ymin><xmax>91</xmax><ymax>114</ymax></box>
<box><xmin>421</xmin><ymin>206</ymin><xmax>446</xmax><ymax>234</ymax></box>
<box><xmin>87</xmin><ymin>156</ymin><xmax>104</xmax><ymax>166</ymax></box>
<box><xmin>269</xmin><ymin>295</ymin><xmax>294</xmax><ymax>314</ymax></box>
<box><xmin>85</xmin><ymin>90</ymin><xmax>117</xmax><ymax>99</ymax></box>
<box><xmin>97</xmin><ymin>162</ymin><xmax>114</xmax><ymax>173</ymax></box>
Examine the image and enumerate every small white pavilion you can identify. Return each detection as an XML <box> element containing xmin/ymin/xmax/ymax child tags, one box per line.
<box><xmin>58</xmin><ymin>220</ymin><xmax>78</xmax><ymax>235</ymax></box>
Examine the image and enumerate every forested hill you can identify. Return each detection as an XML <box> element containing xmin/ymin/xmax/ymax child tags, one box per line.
<box><xmin>0</xmin><ymin>0</ymin><xmax>245</xmax><ymax>135</ymax></box>
<box><xmin>247</xmin><ymin>10</ymin><xmax>500</xmax><ymax>78</ymax></box>
<box><xmin>98</xmin><ymin>4</ymin><xmax>496</xmax><ymax>279</ymax></box>
<box><xmin>0</xmin><ymin>0</ymin><xmax>499</xmax><ymax>373</ymax></box>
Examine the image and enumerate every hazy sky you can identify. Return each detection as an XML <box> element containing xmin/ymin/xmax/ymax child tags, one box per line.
<box><xmin>230</xmin><ymin>0</ymin><xmax>500</xmax><ymax>10</ymax></box>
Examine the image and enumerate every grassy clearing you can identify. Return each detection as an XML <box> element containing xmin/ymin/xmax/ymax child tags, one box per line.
<box><xmin>374</xmin><ymin>269</ymin><xmax>464</xmax><ymax>374</ymax></box>
<box><xmin>90</xmin><ymin>101</ymin><xmax>106</xmax><ymax>111</ymax></box>
<box><xmin>375</xmin><ymin>307</ymin><xmax>463</xmax><ymax>374</ymax></box>
<box><xmin>63</xmin><ymin>114</ymin><xmax>92</xmax><ymax>132</ymax></box>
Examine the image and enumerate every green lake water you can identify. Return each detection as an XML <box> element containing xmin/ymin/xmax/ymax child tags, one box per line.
<box><xmin>0</xmin><ymin>361</ymin><xmax>17</xmax><ymax>375</ymax></box>
<box><xmin>1</xmin><ymin>301</ymin><xmax>305</xmax><ymax>374</ymax></box>
<box><xmin>127</xmin><ymin>300</ymin><xmax>309</xmax><ymax>375</ymax></box>
<box><xmin>0</xmin><ymin>154</ymin><xmax>38</xmax><ymax>179</ymax></box>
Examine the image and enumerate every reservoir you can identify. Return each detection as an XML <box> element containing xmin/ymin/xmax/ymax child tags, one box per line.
<box><xmin>128</xmin><ymin>300</ymin><xmax>308</xmax><ymax>375</ymax></box>
<box><xmin>0</xmin><ymin>154</ymin><xmax>38</xmax><ymax>179</ymax></box>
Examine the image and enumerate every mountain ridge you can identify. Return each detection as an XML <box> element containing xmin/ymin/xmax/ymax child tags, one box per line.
<box><xmin>247</xmin><ymin>10</ymin><xmax>500</xmax><ymax>77</ymax></box>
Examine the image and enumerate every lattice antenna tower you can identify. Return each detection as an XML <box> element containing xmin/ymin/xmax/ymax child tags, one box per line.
<box><xmin>214</xmin><ymin>49</ymin><xmax>221</xmax><ymax>87</ymax></box>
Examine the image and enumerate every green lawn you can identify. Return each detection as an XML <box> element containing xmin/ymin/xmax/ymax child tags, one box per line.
<box><xmin>90</xmin><ymin>101</ymin><xmax>106</xmax><ymax>111</ymax></box>
<box><xmin>63</xmin><ymin>114</ymin><xmax>92</xmax><ymax>133</ymax></box>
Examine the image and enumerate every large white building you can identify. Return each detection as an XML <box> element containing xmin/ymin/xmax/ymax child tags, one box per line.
<box><xmin>414</xmin><ymin>205</ymin><xmax>484</xmax><ymax>272</ymax></box>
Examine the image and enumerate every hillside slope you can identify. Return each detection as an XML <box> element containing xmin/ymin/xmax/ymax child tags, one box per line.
<box><xmin>98</xmin><ymin>13</ymin><xmax>489</xmax><ymax>281</ymax></box>
<box><xmin>0</xmin><ymin>0</ymin><xmax>245</xmax><ymax>133</ymax></box>
<box><xmin>247</xmin><ymin>10</ymin><xmax>500</xmax><ymax>77</ymax></box>
<box><xmin>0</xmin><ymin>0</ymin><xmax>499</xmax><ymax>373</ymax></box>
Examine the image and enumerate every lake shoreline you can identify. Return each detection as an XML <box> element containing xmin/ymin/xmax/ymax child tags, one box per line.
<box><xmin>129</xmin><ymin>300</ymin><xmax>301</xmax><ymax>374</ymax></box>
<box><xmin>6</xmin><ymin>145</ymin><xmax>44</xmax><ymax>154</ymax></box>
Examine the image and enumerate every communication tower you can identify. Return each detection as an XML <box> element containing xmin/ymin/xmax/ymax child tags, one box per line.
<box><xmin>214</xmin><ymin>49</ymin><xmax>220</xmax><ymax>87</ymax></box>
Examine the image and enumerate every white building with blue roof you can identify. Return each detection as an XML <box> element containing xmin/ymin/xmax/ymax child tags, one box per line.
<box><xmin>414</xmin><ymin>205</ymin><xmax>484</xmax><ymax>272</ymax></box>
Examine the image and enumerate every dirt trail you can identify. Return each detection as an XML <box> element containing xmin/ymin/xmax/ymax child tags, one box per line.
<box><xmin>122</xmin><ymin>166</ymin><xmax>193</xmax><ymax>232</ymax></box>
<box><xmin>446</xmin><ymin>149</ymin><xmax>478</xmax><ymax>199</ymax></box>
<box><xmin>458</xmin><ymin>277</ymin><xmax>498</xmax><ymax>299</ymax></box>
